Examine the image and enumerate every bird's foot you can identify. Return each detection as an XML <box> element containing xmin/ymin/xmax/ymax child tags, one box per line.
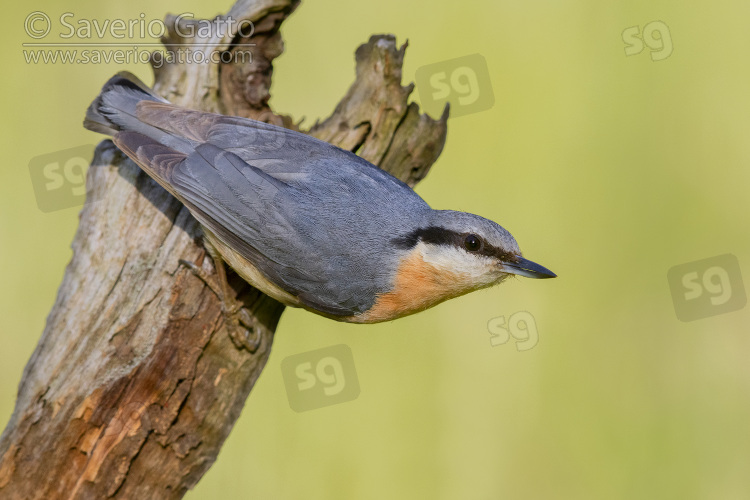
<box><xmin>179</xmin><ymin>258</ymin><xmax>261</xmax><ymax>353</ymax></box>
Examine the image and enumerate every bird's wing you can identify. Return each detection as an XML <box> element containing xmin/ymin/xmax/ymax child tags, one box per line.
<box><xmin>134</xmin><ymin>101</ymin><xmax>422</xmax><ymax>211</ymax></box>
<box><xmin>114</xmin><ymin>130</ymin><xmax>360</xmax><ymax>317</ymax></box>
<box><xmin>134</xmin><ymin>101</ymin><xmax>373</xmax><ymax>180</ymax></box>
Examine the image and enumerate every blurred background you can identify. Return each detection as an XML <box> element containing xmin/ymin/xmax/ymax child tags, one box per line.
<box><xmin>2</xmin><ymin>0</ymin><xmax>750</xmax><ymax>498</ymax></box>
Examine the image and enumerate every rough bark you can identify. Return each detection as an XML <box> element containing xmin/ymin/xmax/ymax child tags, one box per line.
<box><xmin>0</xmin><ymin>1</ymin><xmax>447</xmax><ymax>498</ymax></box>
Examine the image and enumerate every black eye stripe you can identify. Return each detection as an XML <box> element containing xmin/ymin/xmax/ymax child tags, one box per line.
<box><xmin>392</xmin><ymin>226</ymin><xmax>454</xmax><ymax>248</ymax></box>
<box><xmin>392</xmin><ymin>226</ymin><xmax>518</xmax><ymax>263</ymax></box>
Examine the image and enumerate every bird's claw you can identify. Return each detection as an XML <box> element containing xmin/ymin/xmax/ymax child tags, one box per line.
<box><xmin>178</xmin><ymin>257</ymin><xmax>261</xmax><ymax>353</ymax></box>
<box><xmin>227</xmin><ymin>308</ymin><xmax>262</xmax><ymax>352</ymax></box>
<box><xmin>178</xmin><ymin>259</ymin><xmax>223</xmax><ymax>297</ymax></box>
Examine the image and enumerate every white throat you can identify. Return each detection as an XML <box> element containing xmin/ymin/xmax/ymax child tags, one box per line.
<box><xmin>416</xmin><ymin>241</ymin><xmax>504</xmax><ymax>290</ymax></box>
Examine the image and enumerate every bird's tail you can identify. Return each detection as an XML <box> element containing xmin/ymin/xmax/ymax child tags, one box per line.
<box><xmin>84</xmin><ymin>72</ymin><xmax>168</xmax><ymax>136</ymax></box>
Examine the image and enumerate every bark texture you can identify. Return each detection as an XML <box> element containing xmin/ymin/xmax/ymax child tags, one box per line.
<box><xmin>0</xmin><ymin>1</ymin><xmax>448</xmax><ymax>498</ymax></box>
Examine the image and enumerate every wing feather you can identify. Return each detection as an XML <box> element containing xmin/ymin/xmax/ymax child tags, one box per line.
<box><xmin>114</xmin><ymin>131</ymin><xmax>353</xmax><ymax>315</ymax></box>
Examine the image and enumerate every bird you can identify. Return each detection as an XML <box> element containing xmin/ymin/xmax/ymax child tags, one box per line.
<box><xmin>84</xmin><ymin>72</ymin><xmax>555</xmax><ymax>344</ymax></box>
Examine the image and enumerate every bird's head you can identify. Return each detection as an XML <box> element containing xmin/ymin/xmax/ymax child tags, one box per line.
<box><xmin>393</xmin><ymin>210</ymin><xmax>556</xmax><ymax>295</ymax></box>
<box><xmin>352</xmin><ymin>210</ymin><xmax>556</xmax><ymax>323</ymax></box>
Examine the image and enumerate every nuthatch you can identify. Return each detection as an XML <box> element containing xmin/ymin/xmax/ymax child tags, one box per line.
<box><xmin>84</xmin><ymin>72</ymin><xmax>555</xmax><ymax>332</ymax></box>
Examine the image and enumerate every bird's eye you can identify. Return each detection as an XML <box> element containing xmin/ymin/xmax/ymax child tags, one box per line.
<box><xmin>464</xmin><ymin>234</ymin><xmax>481</xmax><ymax>252</ymax></box>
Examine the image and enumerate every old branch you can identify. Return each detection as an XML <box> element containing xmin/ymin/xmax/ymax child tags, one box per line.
<box><xmin>0</xmin><ymin>1</ymin><xmax>447</xmax><ymax>498</ymax></box>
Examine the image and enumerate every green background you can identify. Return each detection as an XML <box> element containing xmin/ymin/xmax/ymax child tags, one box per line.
<box><xmin>2</xmin><ymin>1</ymin><xmax>749</xmax><ymax>498</ymax></box>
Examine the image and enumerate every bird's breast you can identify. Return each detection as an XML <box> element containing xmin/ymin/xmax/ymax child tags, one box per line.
<box><xmin>347</xmin><ymin>244</ymin><xmax>478</xmax><ymax>323</ymax></box>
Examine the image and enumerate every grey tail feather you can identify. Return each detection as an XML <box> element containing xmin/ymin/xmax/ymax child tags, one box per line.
<box><xmin>84</xmin><ymin>71</ymin><xmax>167</xmax><ymax>136</ymax></box>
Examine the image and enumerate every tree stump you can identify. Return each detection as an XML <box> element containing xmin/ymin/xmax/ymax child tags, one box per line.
<box><xmin>0</xmin><ymin>1</ymin><xmax>448</xmax><ymax>498</ymax></box>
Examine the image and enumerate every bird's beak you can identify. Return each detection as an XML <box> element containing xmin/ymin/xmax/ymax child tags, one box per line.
<box><xmin>502</xmin><ymin>256</ymin><xmax>557</xmax><ymax>279</ymax></box>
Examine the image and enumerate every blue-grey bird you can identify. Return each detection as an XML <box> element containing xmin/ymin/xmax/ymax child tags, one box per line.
<box><xmin>84</xmin><ymin>72</ymin><xmax>555</xmax><ymax>327</ymax></box>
